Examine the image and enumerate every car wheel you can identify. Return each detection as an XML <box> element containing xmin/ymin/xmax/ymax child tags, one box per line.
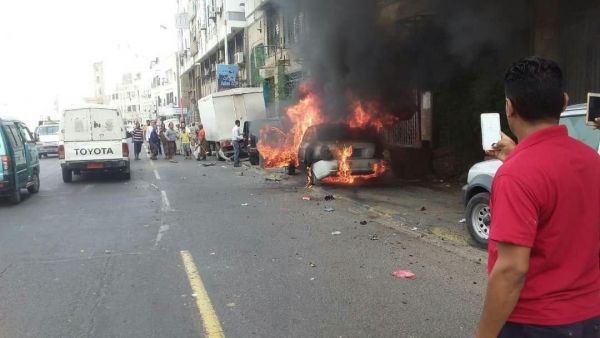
<box><xmin>62</xmin><ymin>168</ymin><xmax>72</xmax><ymax>183</ymax></box>
<box><xmin>27</xmin><ymin>172</ymin><xmax>40</xmax><ymax>194</ymax></box>
<box><xmin>8</xmin><ymin>188</ymin><xmax>21</xmax><ymax>204</ymax></box>
<box><xmin>466</xmin><ymin>192</ymin><xmax>490</xmax><ymax>248</ymax></box>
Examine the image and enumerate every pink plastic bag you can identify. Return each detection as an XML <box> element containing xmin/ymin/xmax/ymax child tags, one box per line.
<box><xmin>392</xmin><ymin>270</ymin><xmax>416</xmax><ymax>279</ymax></box>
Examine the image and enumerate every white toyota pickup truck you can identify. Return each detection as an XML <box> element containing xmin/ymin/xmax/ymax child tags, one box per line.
<box><xmin>58</xmin><ymin>105</ymin><xmax>130</xmax><ymax>182</ymax></box>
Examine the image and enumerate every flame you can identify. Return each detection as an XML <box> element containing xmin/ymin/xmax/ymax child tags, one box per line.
<box><xmin>257</xmin><ymin>84</ymin><xmax>393</xmax><ymax>185</ymax></box>
<box><xmin>349</xmin><ymin>101</ymin><xmax>399</xmax><ymax>131</ymax></box>
<box><xmin>257</xmin><ymin>90</ymin><xmax>324</xmax><ymax>168</ymax></box>
<box><xmin>321</xmin><ymin>145</ymin><xmax>388</xmax><ymax>185</ymax></box>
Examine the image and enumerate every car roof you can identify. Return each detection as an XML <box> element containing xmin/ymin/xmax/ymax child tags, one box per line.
<box><xmin>562</xmin><ymin>103</ymin><xmax>586</xmax><ymax>117</ymax></box>
<box><xmin>0</xmin><ymin>116</ymin><xmax>25</xmax><ymax>124</ymax></box>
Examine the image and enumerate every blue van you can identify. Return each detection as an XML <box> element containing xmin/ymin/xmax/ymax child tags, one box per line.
<box><xmin>0</xmin><ymin>117</ymin><xmax>40</xmax><ymax>204</ymax></box>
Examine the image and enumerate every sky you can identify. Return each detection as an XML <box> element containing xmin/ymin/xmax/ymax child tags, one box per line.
<box><xmin>0</xmin><ymin>0</ymin><xmax>178</xmax><ymax>128</ymax></box>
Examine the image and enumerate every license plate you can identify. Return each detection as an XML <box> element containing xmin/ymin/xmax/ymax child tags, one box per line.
<box><xmin>87</xmin><ymin>163</ymin><xmax>104</xmax><ymax>169</ymax></box>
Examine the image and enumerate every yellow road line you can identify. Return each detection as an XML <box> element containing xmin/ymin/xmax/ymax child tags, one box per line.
<box><xmin>180</xmin><ymin>250</ymin><xmax>225</xmax><ymax>338</ymax></box>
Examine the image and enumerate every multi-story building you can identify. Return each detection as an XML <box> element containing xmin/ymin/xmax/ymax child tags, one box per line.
<box><xmin>107</xmin><ymin>71</ymin><xmax>154</xmax><ymax>123</ymax></box>
<box><xmin>150</xmin><ymin>53</ymin><xmax>184</xmax><ymax>120</ymax></box>
<box><xmin>92</xmin><ymin>62</ymin><xmax>106</xmax><ymax>104</ymax></box>
<box><xmin>179</xmin><ymin>0</ymin><xmax>248</xmax><ymax>120</ymax></box>
<box><xmin>244</xmin><ymin>0</ymin><xmax>305</xmax><ymax>116</ymax></box>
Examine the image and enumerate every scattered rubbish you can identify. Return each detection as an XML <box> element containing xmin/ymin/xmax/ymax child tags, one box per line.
<box><xmin>458</xmin><ymin>218</ymin><xmax>466</xmax><ymax>223</ymax></box>
<box><xmin>360</xmin><ymin>220</ymin><xmax>368</xmax><ymax>225</ymax></box>
<box><xmin>169</xmin><ymin>160</ymin><xmax>178</xmax><ymax>163</ymax></box>
<box><xmin>411</xmin><ymin>227</ymin><xmax>418</xmax><ymax>231</ymax></box>
<box><xmin>80</xmin><ymin>250</ymin><xmax>85</xmax><ymax>253</ymax></box>
<box><xmin>236</xmin><ymin>172</ymin><xmax>244</xmax><ymax>176</ymax></box>
<box><xmin>369</xmin><ymin>234</ymin><xmax>379</xmax><ymax>241</ymax></box>
<box><xmin>310</xmin><ymin>277</ymin><xmax>316</xmax><ymax>281</ymax></box>
<box><xmin>309</xmin><ymin>262</ymin><xmax>317</xmax><ymax>268</ymax></box>
<box><xmin>202</xmin><ymin>163</ymin><xmax>216</xmax><ymax>167</ymax></box>
<box><xmin>391</xmin><ymin>270</ymin><xmax>416</xmax><ymax>279</ymax></box>
<box><xmin>265</xmin><ymin>176</ymin><xmax>282</xmax><ymax>182</ymax></box>
<box><xmin>150</xmin><ymin>183</ymin><xmax>159</xmax><ymax>190</ymax></box>
<box><xmin>191</xmin><ymin>293</ymin><xmax>198</xmax><ymax>298</ymax></box>
<box><xmin>143</xmin><ymin>224</ymin><xmax>150</xmax><ymax>228</ymax></box>
<box><xmin>202</xmin><ymin>174</ymin><xmax>207</xmax><ymax>177</ymax></box>
<box><xmin>324</xmin><ymin>195</ymin><xmax>335</xmax><ymax>201</ymax></box>
<box><xmin>331</xmin><ymin>231</ymin><xmax>341</xmax><ymax>235</ymax></box>
<box><xmin>241</xmin><ymin>203</ymin><xmax>249</xmax><ymax>206</ymax></box>
<box><xmin>420</xmin><ymin>206</ymin><xmax>427</xmax><ymax>211</ymax></box>
<box><xmin>221</xmin><ymin>165</ymin><xmax>228</xmax><ymax>169</ymax></box>
<box><xmin>302</xmin><ymin>196</ymin><xmax>311</xmax><ymax>201</ymax></box>
<box><xmin>209</xmin><ymin>252</ymin><xmax>216</xmax><ymax>255</ymax></box>
<box><xmin>226</xmin><ymin>302</ymin><xmax>236</xmax><ymax>308</ymax></box>
<box><xmin>324</xmin><ymin>207</ymin><xmax>335</xmax><ymax>212</ymax></box>
<box><xmin>104</xmin><ymin>250</ymin><xmax>113</xmax><ymax>254</ymax></box>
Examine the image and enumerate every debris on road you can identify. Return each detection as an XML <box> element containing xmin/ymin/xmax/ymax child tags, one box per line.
<box><xmin>191</xmin><ymin>293</ymin><xmax>198</xmax><ymax>298</ymax></box>
<box><xmin>209</xmin><ymin>252</ymin><xmax>216</xmax><ymax>255</ymax></box>
<box><xmin>236</xmin><ymin>172</ymin><xmax>244</xmax><ymax>176</ymax></box>
<box><xmin>360</xmin><ymin>220</ymin><xmax>368</xmax><ymax>225</ymax></box>
<box><xmin>331</xmin><ymin>231</ymin><xmax>341</xmax><ymax>235</ymax></box>
<box><xmin>411</xmin><ymin>227</ymin><xmax>419</xmax><ymax>231</ymax></box>
<box><xmin>324</xmin><ymin>207</ymin><xmax>335</xmax><ymax>212</ymax></box>
<box><xmin>324</xmin><ymin>195</ymin><xmax>335</xmax><ymax>201</ymax></box>
<box><xmin>392</xmin><ymin>270</ymin><xmax>416</xmax><ymax>279</ymax></box>
<box><xmin>202</xmin><ymin>163</ymin><xmax>216</xmax><ymax>167</ymax></box>
<box><xmin>150</xmin><ymin>183</ymin><xmax>159</xmax><ymax>190</ymax></box>
<box><xmin>420</xmin><ymin>206</ymin><xmax>427</xmax><ymax>211</ymax></box>
<box><xmin>104</xmin><ymin>250</ymin><xmax>113</xmax><ymax>254</ymax></box>
<box><xmin>241</xmin><ymin>203</ymin><xmax>249</xmax><ymax>206</ymax></box>
<box><xmin>265</xmin><ymin>175</ymin><xmax>282</xmax><ymax>182</ymax></box>
<box><xmin>310</xmin><ymin>277</ymin><xmax>316</xmax><ymax>281</ymax></box>
<box><xmin>458</xmin><ymin>218</ymin><xmax>466</xmax><ymax>223</ymax></box>
<box><xmin>226</xmin><ymin>302</ymin><xmax>236</xmax><ymax>308</ymax></box>
<box><xmin>369</xmin><ymin>234</ymin><xmax>379</xmax><ymax>241</ymax></box>
<box><xmin>302</xmin><ymin>196</ymin><xmax>311</xmax><ymax>201</ymax></box>
<box><xmin>309</xmin><ymin>262</ymin><xmax>317</xmax><ymax>268</ymax></box>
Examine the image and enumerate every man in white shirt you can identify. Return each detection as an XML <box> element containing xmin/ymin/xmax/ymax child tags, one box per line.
<box><xmin>232</xmin><ymin>120</ymin><xmax>244</xmax><ymax>167</ymax></box>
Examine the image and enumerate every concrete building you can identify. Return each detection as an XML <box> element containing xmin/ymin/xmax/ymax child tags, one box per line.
<box><xmin>107</xmin><ymin>71</ymin><xmax>154</xmax><ymax>123</ymax></box>
<box><xmin>179</xmin><ymin>0</ymin><xmax>248</xmax><ymax>121</ymax></box>
<box><xmin>244</xmin><ymin>0</ymin><xmax>305</xmax><ymax>116</ymax></box>
<box><xmin>150</xmin><ymin>53</ymin><xmax>185</xmax><ymax>119</ymax></box>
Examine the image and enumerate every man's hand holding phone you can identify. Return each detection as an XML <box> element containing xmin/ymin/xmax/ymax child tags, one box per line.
<box><xmin>485</xmin><ymin>132</ymin><xmax>516</xmax><ymax>162</ymax></box>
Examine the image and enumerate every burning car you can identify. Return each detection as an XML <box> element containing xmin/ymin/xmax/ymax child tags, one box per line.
<box><xmin>298</xmin><ymin>124</ymin><xmax>386</xmax><ymax>184</ymax></box>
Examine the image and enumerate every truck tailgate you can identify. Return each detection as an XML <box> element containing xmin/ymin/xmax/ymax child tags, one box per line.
<box><xmin>64</xmin><ymin>141</ymin><xmax>122</xmax><ymax>162</ymax></box>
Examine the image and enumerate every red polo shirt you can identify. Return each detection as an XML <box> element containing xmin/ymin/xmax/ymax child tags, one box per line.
<box><xmin>488</xmin><ymin>125</ymin><xmax>600</xmax><ymax>325</ymax></box>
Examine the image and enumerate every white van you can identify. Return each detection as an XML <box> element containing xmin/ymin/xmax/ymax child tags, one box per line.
<box><xmin>34</xmin><ymin>123</ymin><xmax>60</xmax><ymax>158</ymax></box>
<box><xmin>58</xmin><ymin>105</ymin><xmax>130</xmax><ymax>182</ymax></box>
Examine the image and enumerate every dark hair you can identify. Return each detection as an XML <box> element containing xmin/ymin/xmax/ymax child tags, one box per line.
<box><xmin>235</xmin><ymin>120</ymin><xmax>240</xmax><ymax>125</ymax></box>
<box><xmin>504</xmin><ymin>56</ymin><xmax>565</xmax><ymax>121</ymax></box>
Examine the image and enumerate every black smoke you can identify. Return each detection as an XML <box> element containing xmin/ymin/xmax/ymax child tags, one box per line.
<box><xmin>271</xmin><ymin>0</ymin><xmax>531</xmax><ymax>121</ymax></box>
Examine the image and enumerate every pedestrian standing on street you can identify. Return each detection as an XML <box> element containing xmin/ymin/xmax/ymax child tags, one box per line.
<box><xmin>189</xmin><ymin>122</ymin><xmax>199</xmax><ymax>147</ymax></box>
<box><xmin>166</xmin><ymin>122</ymin><xmax>178</xmax><ymax>162</ymax></box>
<box><xmin>159</xmin><ymin>125</ymin><xmax>168</xmax><ymax>159</ymax></box>
<box><xmin>232</xmin><ymin>120</ymin><xmax>244</xmax><ymax>167</ymax></box>
<box><xmin>132</xmin><ymin>122</ymin><xmax>144</xmax><ymax>160</ymax></box>
<box><xmin>197</xmin><ymin>123</ymin><xmax>208</xmax><ymax>160</ymax></box>
<box><xmin>149</xmin><ymin>121</ymin><xmax>160</xmax><ymax>160</ymax></box>
<box><xmin>145</xmin><ymin>120</ymin><xmax>153</xmax><ymax>154</ymax></box>
<box><xmin>156</xmin><ymin>119</ymin><xmax>164</xmax><ymax>156</ymax></box>
<box><xmin>476</xmin><ymin>56</ymin><xmax>600</xmax><ymax>338</ymax></box>
<box><xmin>179</xmin><ymin>126</ymin><xmax>191</xmax><ymax>160</ymax></box>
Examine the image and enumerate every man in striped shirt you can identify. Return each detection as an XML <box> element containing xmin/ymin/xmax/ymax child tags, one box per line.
<box><xmin>132</xmin><ymin>122</ymin><xmax>144</xmax><ymax>160</ymax></box>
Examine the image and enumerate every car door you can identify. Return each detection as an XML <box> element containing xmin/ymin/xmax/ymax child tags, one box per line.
<box><xmin>4</xmin><ymin>123</ymin><xmax>27</xmax><ymax>187</ymax></box>
<box><xmin>17</xmin><ymin>123</ymin><xmax>39</xmax><ymax>176</ymax></box>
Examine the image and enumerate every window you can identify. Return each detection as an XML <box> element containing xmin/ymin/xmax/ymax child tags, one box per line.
<box><xmin>6</xmin><ymin>124</ymin><xmax>23</xmax><ymax>148</ymax></box>
<box><xmin>18</xmin><ymin>125</ymin><xmax>33</xmax><ymax>143</ymax></box>
<box><xmin>38</xmin><ymin>125</ymin><xmax>59</xmax><ymax>136</ymax></box>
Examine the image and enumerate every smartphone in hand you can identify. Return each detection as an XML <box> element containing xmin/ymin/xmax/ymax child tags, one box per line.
<box><xmin>481</xmin><ymin>113</ymin><xmax>501</xmax><ymax>151</ymax></box>
<box><xmin>586</xmin><ymin>93</ymin><xmax>600</xmax><ymax>127</ymax></box>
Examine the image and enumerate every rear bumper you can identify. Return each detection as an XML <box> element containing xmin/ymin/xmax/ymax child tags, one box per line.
<box><xmin>61</xmin><ymin>160</ymin><xmax>129</xmax><ymax>171</ymax></box>
<box><xmin>312</xmin><ymin>159</ymin><xmax>378</xmax><ymax>180</ymax></box>
<box><xmin>0</xmin><ymin>180</ymin><xmax>14</xmax><ymax>196</ymax></box>
<box><xmin>37</xmin><ymin>145</ymin><xmax>58</xmax><ymax>154</ymax></box>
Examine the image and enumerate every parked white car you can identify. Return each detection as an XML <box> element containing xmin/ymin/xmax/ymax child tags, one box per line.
<box><xmin>34</xmin><ymin>123</ymin><xmax>60</xmax><ymax>158</ymax></box>
<box><xmin>59</xmin><ymin>105</ymin><xmax>130</xmax><ymax>182</ymax></box>
<box><xmin>463</xmin><ymin>104</ymin><xmax>600</xmax><ymax>248</ymax></box>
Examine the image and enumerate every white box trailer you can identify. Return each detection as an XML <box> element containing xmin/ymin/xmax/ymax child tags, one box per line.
<box><xmin>198</xmin><ymin>87</ymin><xmax>267</xmax><ymax>159</ymax></box>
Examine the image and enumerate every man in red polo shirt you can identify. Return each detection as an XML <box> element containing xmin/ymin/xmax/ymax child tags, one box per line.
<box><xmin>476</xmin><ymin>57</ymin><xmax>600</xmax><ymax>338</ymax></box>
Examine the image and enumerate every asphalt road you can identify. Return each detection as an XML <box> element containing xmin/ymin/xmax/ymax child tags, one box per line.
<box><xmin>0</xmin><ymin>150</ymin><xmax>487</xmax><ymax>338</ymax></box>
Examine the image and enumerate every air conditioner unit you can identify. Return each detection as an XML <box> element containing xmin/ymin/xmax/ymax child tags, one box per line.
<box><xmin>200</xmin><ymin>23</ymin><xmax>207</xmax><ymax>31</ymax></box>
<box><xmin>215</xmin><ymin>6</ymin><xmax>223</xmax><ymax>15</ymax></box>
<box><xmin>234</xmin><ymin>52</ymin><xmax>244</xmax><ymax>65</ymax></box>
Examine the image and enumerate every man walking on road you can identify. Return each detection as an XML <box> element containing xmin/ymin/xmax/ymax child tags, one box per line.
<box><xmin>179</xmin><ymin>124</ymin><xmax>191</xmax><ymax>160</ymax></box>
<box><xmin>149</xmin><ymin>121</ymin><xmax>160</xmax><ymax>160</ymax></box>
<box><xmin>166</xmin><ymin>122</ymin><xmax>178</xmax><ymax>162</ymax></box>
<box><xmin>197</xmin><ymin>123</ymin><xmax>208</xmax><ymax>160</ymax></box>
<box><xmin>476</xmin><ymin>57</ymin><xmax>600</xmax><ymax>338</ymax></box>
<box><xmin>232</xmin><ymin>120</ymin><xmax>244</xmax><ymax>167</ymax></box>
<box><xmin>132</xmin><ymin>122</ymin><xmax>144</xmax><ymax>160</ymax></box>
